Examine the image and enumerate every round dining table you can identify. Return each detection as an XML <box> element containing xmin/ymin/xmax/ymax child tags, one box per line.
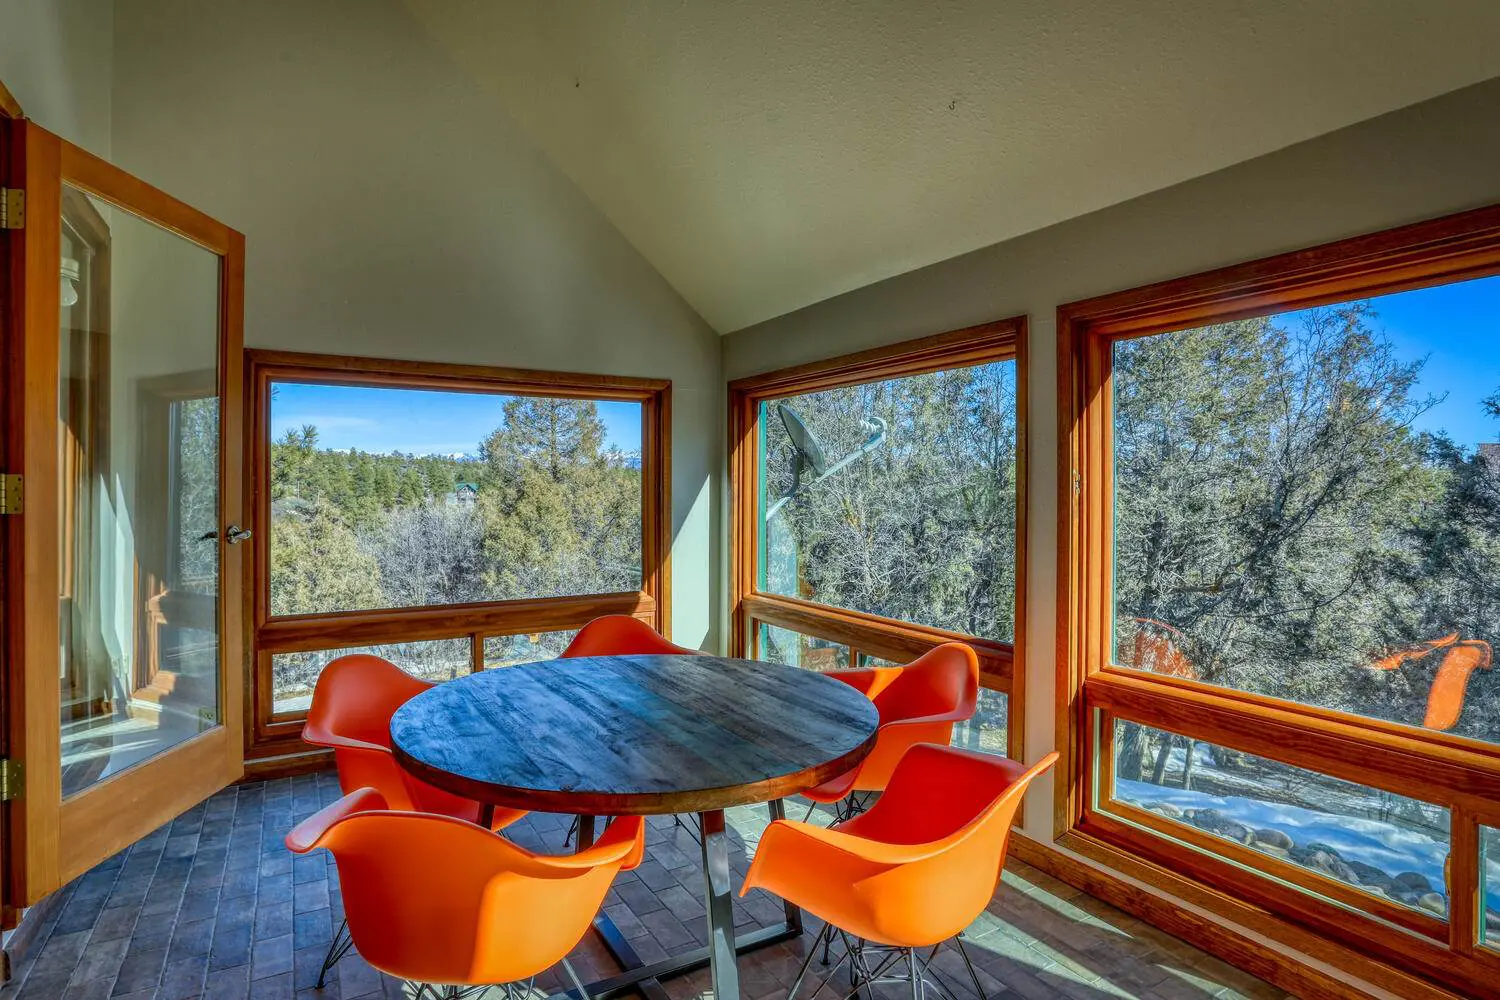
<box><xmin>388</xmin><ymin>653</ymin><xmax>879</xmax><ymax>1000</ymax></box>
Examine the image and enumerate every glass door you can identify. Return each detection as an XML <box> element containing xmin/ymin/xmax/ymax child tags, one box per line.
<box><xmin>10</xmin><ymin>120</ymin><xmax>245</xmax><ymax>901</ymax></box>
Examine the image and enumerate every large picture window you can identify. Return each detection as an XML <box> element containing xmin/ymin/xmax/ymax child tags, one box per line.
<box><xmin>731</xmin><ymin>320</ymin><xmax>1025</xmax><ymax>761</ymax></box>
<box><xmin>246</xmin><ymin>352</ymin><xmax>669</xmax><ymax>760</ymax></box>
<box><xmin>1059</xmin><ymin>205</ymin><xmax>1500</xmax><ymax>994</ymax></box>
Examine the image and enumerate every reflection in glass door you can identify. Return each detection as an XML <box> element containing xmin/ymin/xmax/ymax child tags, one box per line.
<box><xmin>57</xmin><ymin>185</ymin><xmax>223</xmax><ymax>797</ymax></box>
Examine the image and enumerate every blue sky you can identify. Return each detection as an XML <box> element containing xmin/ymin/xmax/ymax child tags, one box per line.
<box><xmin>270</xmin><ymin>383</ymin><xmax>642</xmax><ymax>456</ymax></box>
<box><xmin>270</xmin><ymin>274</ymin><xmax>1500</xmax><ymax>457</ymax></box>
<box><xmin>1355</xmin><ymin>274</ymin><xmax>1500</xmax><ymax>449</ymax></box>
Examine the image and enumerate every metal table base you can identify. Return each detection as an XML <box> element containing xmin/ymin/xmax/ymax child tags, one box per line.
<box><xmin>571</xmin><ymin>801</ymin><xmax>803</xmax><ymax>1000</ymax></box>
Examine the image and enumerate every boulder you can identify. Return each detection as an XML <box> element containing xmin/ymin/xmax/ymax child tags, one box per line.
<box><xmin>1249</xmin><ymin>841</ymin><xmax>1290</xmax><ymax>861</ymax></box>
<box><xmin>1291</xmin><ymin>845</ymin><xmax>1360</xmax><ymax>885</ymax></box>
<box><xmin>1190</xmin><ymin>808</ymin><xmax>1253</xmax><ymax>844</ymax></box>
<box><xmin>1393</xmin><ymin>871</ymin><xmax>1433</xmax><ymax>894</ymax></box>
<box><xmin>1143</xmin><ymin>801</ymin><xmax>1183</xmax><ymax>820</ymax></box>
<box><xmin>1345</xmin><ymin>861</ymin><xmax>1396</xmax><ymax>891</ymax></box>
<box><xmin>1251</xmin><ymin>828</ymin><xmax>1294</xmax><ymax>851</ymax></box>
<box><xmin>1417</xmin><ymin>893</ymin><xmax>1448</xmax><ymax>916</ymax></box>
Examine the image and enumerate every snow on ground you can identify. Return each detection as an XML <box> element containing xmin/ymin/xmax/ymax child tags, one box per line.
<box><xmin>1117</xmin><ymin>778</ymin><xmax>1500</xmax><ymax>913</ymax></box>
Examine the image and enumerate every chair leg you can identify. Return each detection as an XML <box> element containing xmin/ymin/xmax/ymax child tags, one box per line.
<box><xmin>562</xmin><ymin>956</ymin><xmax>593</xmax><ymax>1000</ymax></box>
<box><xmin>787</xmin><ymin>924</ymin><xmax>832</xmax><ymax>1000</ymax></box>
<box><xmin>952</xmin><ymin>935</ymin><xmax>988</xmax><ymax>1000</ymax></box>
<box><xmin>316</xmin><ymin>917</ymin><xmax>353</xmax><ymax>988</ymax></box>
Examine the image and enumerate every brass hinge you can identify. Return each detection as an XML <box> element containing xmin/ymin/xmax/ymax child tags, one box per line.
<box><xmin>0</xmin><ymin>474</ymin><xmax>20</xmax><ymax>515</ymax></box>
<box><xmin>0</xmin><ymin>188</ymin><xmax>23</xmax><ymax>230</ymax></box>
<box><xmin>0</xmin><ymin>759</ymin><xmax>23</xmax><ymax>802</ymax></box>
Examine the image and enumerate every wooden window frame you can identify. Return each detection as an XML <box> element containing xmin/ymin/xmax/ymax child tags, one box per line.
<box><xmin>728</xmin><ymin>318</ymin><xmax>1027</xmax><ymax>762</ymax></box>
<box><xmin>244</xmin><ymin>350</ymin><xmax>671</xmax><ymax>764</ymax></box>
<box><xmin>1056</xmin><ymin>203</ymin><xmax>1500</xmax><ymax>997</ymax></box>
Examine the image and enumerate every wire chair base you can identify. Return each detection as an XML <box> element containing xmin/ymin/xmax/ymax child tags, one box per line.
<box><xmin>789</xmin><ymin>924</ymin><xmax>989</xmax><ymax>1000</ymax></box>
<box><xmin>316</xmin><ymin>917</ymin><xmax>355</xmax><ymax>989</ymax></box>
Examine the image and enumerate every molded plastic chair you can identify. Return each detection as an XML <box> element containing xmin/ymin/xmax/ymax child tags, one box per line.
<box><xmin>286</xmin><ymin>788</ymin><xmax>644</xmax><ymax>996</ymax></box>
<box><xmin>801</xmin><ymin>643</ymin><xmax>980</xmax><ymax>816</ymax></box>
<box><xmin>561</xmin><ymin>615</ymin><xmax>699</xmax><ymax>658</ymax></box>
<box><xmin>742</xmin><ymin>745</ymin><xmax>1059</xmax><ymax>1000</ymax></box>
<box><xmin>301</xmin><ymin>654</ymin><xmax>527</xmax><ymax>984</ymax></box>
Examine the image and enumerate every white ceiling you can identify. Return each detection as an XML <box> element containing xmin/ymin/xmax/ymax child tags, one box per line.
<box><xmin>406</xmin><ymin>0</ymin><xmax>1500</xmax><ymax>333</ymax></box>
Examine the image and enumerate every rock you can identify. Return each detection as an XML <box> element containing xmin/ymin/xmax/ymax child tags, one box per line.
<box><xmin>1251</xmin><ymin>828</ymin><xmax>1294</xmax><ymax>851</ymax></box>
<box><xmin>1417</xmin><ymin>893</ymin><xmax>1448</xmax><ymax>916</ymax></box>
<box><xmin>1190</xmin><ymin>808</ymin><xmax>1252</xmax><ymax>844</ymax></box>
<box><xmin>1291</xmin><ymin>845</ymin><xmax>1360</xmax><ymax>885</ymax></box>
<box><xmin>1393</xmin><ymin>871</ymin><xmax>1433</xmax><ymax>894</ymax></box>
<box><xmin>1148</xmin><ymin>801</ymin><xmax>1183</xmax><ymax>820</ymax></box>
<box><xmin>1249</xmin><ymin>841</ymin><xmax>1290</xmax><ymax>861</ymax></box>
<box><xmin>1346</xmin><ymin>861</ymin><xmax>1396</xmax><ymax>891</ymax></box>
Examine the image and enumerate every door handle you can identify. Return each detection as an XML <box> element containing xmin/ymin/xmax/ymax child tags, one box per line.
<box><xmin>200</xmin><ymin>525</ymin><xmax>253</xmax><ymax>544</ymax></box>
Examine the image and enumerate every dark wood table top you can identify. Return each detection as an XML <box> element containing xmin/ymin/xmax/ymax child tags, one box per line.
<box><xmin>388</xmin><ymin>654</ymin><xmax>879</xmax><ymax>815</ymax></box>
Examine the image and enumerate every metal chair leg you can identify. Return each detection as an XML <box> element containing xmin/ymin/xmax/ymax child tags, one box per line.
<box><xmin>316</xmin><ymin>917</ymin><xmax>353</xmax><ymax>988</ymax></box>
<box><xmin>787</xmin><ymin>924</ymin><xmax>832</xmax><ymax>1000</ymax></box>
<box><xmin>953</xmin><ymin>935</ymin><xmax>989</xmax><ymax>1000</ymax></box>
<box><xmin>562</xmin><ymin>957</ymin><xmax>593</xmax><ymax>1000</ymax></box>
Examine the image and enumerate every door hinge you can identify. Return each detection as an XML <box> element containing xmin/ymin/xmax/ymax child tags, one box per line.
<box><xmin>0</xmin><ymin>759</ymin><xmax>23</xmax><ymax>802</ymax></box>
<box><xmin>0</xmin><ymin>188</ymin><xmax>23</xmax><ymax>230</ymax></box>
<box><xmin>0</xmin><ymin>474</ymin><xmax>20</xmax><ymax>515</ymax></box>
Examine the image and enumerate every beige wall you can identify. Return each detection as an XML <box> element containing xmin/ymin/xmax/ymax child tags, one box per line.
<box><xmin>107</xmin><ymin>0</ymin><xmax>724</xmax><ymax>649</ymax></box>
<box><xmin>0</xmin><ymin>0</ymin><xmax>112</xmax><ymax>156</ymax></box>
<box><xmin>724</xmin><ymin>76</ymin><xmax>1500</xmax><ymax>838</ymax></box>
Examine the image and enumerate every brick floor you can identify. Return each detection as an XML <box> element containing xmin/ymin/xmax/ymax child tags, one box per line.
<box><xmin>0</xmin><ymin>772</ymin><xmax>1289</xmax><ymax>1000</ymax></box>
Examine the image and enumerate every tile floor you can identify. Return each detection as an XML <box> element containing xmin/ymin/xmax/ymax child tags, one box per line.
<box><xmin>0</xmin><ymin>772</ymin><xmax>1290</xmax><ymax>1000</ymax></box>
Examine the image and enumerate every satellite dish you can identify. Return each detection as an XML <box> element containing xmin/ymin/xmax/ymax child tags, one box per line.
<box><xmin>777</xmin><ymin>403</ymin><xmax>828</xmax><ymax>476</ymax></box>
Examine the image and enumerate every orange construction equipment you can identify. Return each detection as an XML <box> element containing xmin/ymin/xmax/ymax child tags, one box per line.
<box><xmin>800</xmin><ymin>643</ymin><xmax>980</xmax><ymax>819</ymax></box>
<box><xmin>286</xmin><ymin>788</ymin><xmax>644</xmax><ymax>995</ymax></box>
<box><xmin>301</xmin><ymin>653</ymin><xmax>528</xmax><ymax>987</ymax></box>
<box><xmin>1369</xmin><ymin>632</ymin><xmax>1493</xmax><ymax>731</ymax></box>
<box><xmin>743</xmin><ymin>744</ymin><xmax>1058</xmax><ymax>1000</ymax></box>
<box><xmin>562</xmin><ymin>615</ymin><xmax>699</xmax><ymax>657</ymax></box>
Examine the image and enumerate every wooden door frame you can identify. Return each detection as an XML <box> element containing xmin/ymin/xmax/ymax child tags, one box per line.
<box><xmin>0</xmin><ymin>81</ymin><xmax>24</xmax><ymax>930</ymax></box>
<box><xmin>9</xmin><ymin>121</ymin><xmax>247</xmax><ymax>902</ymax></box>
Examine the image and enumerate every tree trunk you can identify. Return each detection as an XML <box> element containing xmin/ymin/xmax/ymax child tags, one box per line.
<box><xmin>1118</xmin><ymin>724</ymin><xmax>1145</xmax><ymax>782</ymax></box>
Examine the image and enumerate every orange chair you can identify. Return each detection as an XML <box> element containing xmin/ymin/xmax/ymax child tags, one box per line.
<box><xmin>286</xmin><ymin>788</ymin><xmax>644</xmax><ymax>998</ymax></box>
<box><xmin>801</xmin><ymin>643</ymin><xmax>980</xmax><ymax>820</ymax></box>
<box><xmin>743</xmin><ymin>745</ymin><xmax>1058</xmax><ymax>1000</ymax></box>
<box><xmin>301</xmin><ymin>654</ymin><xmax>527</xmax><ymax>985</ymax></box>
<box><xmin>562</xmin><ymin>615</ymin><xmax>700</xmax><ymax>657</ymax></box>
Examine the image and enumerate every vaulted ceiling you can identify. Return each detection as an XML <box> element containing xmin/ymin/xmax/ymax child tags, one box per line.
<box><xmin>406</xmin><ymin>1</ymin><xmax>1500</xmax><ymax>333</ymax></box>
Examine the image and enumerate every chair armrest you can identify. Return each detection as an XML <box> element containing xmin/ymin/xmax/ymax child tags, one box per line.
<box><xmin>532</xmin><ymin>816</ymin><xmax>646</xmax><ymax>871</ymax></box>
<box><xmin>284</xmin><ymin>787</ymin><xmax>387</xmax><ymax>854</ymax></box>
<box><xmin>301</xmin><ymin>723</ymin><xmax>386</xmax><ymax>755</ymax></box>
<box><xmin>741</xmin><ymin>819</ymin><xmax>943</xmax><ymax>898</ymax></box>
<box><xmin>883</xmin><ymin>706</ymin><xmax>972</xmax><ymax>729</ymax></box>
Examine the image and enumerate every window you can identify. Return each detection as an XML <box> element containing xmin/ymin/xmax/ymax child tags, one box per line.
<box><xmin>1111</xmin><ymin>287</ymin><xmax>1500</xmax><ymax>746</ymax></box>
<box><xmin>1110</xmin><ymin>721</ymin><xmax>1450</xmax><ymax>928</ymax></box>
<box><xmin>1059</xmin><ymin>204</ymin><xmax>1500</xmax><ymax>993</ymax></box>
<box><xmin>760</xmin><ymin>360</ymin><xmax>1017</xmax><ymax>642</ymax></box>
<box><xmin>483</xmin><ymin>629</ymin><xmax>580</xmax><ymax>668</ymax></box>
<box><xmin>272</xmin><ymin>639</ymin><xmax>470</xmax><ymax>714</ymax></box>
<box><xmin>1483</xmin><ymin>825</ymin><xmax>1500</xmax><ymax>950</ymax></box>
<box><xmin>247</xmin><ymin>352</ymin><xmax>669</xmax><ymax>758</ymax></box>
<box><xmin>731</xmin><ymin>320</ymin><xmax>1026</xmax><ymax>761</ymax></box>
<box><xmin>269</xmin><ymin>384</ymin><xmax>644</xmax><ymax>615</ymax></box>
<box><xmin>753</xmin><ymin>621</ymin><xmax>850</xmax><ymax>672</ymax></box>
